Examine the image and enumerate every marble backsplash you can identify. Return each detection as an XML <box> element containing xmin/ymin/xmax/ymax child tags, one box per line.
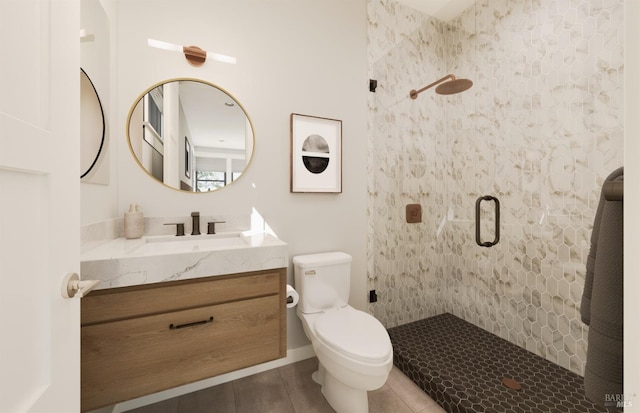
<box><xmin>367</xmin><ymin>0</ymin><xmax>624</xmax><ymax>376</ymax></box>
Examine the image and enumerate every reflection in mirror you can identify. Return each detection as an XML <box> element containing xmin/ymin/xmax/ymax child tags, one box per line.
<box><xmin>127</xmin><ymin>79</ymin><xmax>254</xmax><ymax>192</ymax></box>
<box><xmin>80</xmin><ymin>68</ymin><xmax>106</xmax><ymax>178</ymax></box>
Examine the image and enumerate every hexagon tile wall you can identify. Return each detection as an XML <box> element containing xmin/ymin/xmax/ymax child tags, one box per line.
<box><xmin>367</xmin><ymin>0</ymin><xmax>623</xmax><ymax>377</ymax></box>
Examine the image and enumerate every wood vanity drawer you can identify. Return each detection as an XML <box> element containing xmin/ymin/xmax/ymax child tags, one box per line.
<box><xmin>81</xmin><ymin>294</ymin><xmax>281</xmax><ymax>411</ymax></box>
<box><xmin>82</xmin><ymin>269</ymin><xmax>282</xmax><ymax>325</ymax></box>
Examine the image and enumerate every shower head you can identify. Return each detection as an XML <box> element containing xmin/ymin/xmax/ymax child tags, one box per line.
<box><xmin>435</xmin><ymin>78</ymin><xmax>473</xmax><ymax>95</ymax></box>
<box><xmin>409</xmin><ymin>74</ymin><xmax>473</xmax><ymax>99</ymax></box>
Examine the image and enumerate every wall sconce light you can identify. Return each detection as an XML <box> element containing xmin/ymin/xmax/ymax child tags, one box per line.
<box><xmin>147</xmin><ymin>38</ymin><xmax>237</xmax><ymax>66</ymax></box>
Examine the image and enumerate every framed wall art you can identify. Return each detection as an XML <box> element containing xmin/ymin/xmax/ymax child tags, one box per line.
<box><xmin>290</xmin><ymin>113</ymin><xmax>342</xmax><ymax>193</ymax></box>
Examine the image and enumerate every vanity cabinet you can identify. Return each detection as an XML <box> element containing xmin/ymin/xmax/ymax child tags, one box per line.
<box><xmin>80</xmin><ymin>268</ymin><xmax>287</xmax><ymax>412</ymax></box>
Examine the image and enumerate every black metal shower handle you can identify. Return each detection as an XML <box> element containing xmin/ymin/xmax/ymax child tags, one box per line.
<box><xmin>475</xmin><ymin>195</ymin><xmax>500</xmax><ymax>247</ymax></box>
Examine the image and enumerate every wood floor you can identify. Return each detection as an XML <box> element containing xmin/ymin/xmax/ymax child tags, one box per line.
<box><xmin>126</xmin><ymin>358</ymin><xmax>446</xmax><ymax>413</ymax></box>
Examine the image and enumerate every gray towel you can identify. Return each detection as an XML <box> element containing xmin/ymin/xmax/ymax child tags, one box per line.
<box><xmin>581</xmin><ymin>167</ymin><xmax>623</xmax><ymax>408</ymax></box>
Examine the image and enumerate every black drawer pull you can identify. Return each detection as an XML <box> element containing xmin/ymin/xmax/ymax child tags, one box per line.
<box><xmin>169</xmin><ymin>316</ymin><xmax>214</xmax><ymax>330</ymax></box>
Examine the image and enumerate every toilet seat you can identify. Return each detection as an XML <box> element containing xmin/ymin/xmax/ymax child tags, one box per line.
<box><xmin>314</xmin><ymin>307</ymin><xmax>392</xmax><ymax>364</ymax></box>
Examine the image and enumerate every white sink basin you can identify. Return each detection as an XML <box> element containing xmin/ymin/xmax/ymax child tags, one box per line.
<box><xmin>135</xmin><ymin>233</ymin><xmax>248</xmax><ymax>255</ymax></box>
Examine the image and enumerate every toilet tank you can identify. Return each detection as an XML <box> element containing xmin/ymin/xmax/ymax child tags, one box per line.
<box><xmin>293</xmin><ymin>252</ymin><xmax>352</xmax><ymax>314</ymax></box>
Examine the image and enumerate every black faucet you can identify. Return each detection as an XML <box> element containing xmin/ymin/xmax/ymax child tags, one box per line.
<box><xmin>191</xmin><ymin>211</ymin><xmax>201</xmax><ymax>235</ymax></box>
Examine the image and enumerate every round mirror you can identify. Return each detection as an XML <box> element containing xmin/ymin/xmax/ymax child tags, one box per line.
<box><xmin>127</xmin><ymin>79</ymin><xmax>254</xmax><ymax>192</ymax></box>
<box><xmin>80</xmin><ymin>68</ymin><xmax>106</xmax><ymax>179</ymax></box>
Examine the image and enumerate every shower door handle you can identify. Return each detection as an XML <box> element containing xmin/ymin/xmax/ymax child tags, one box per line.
<box><xmin>475</xmin><ymin>195</ymin><xmax>500</xmax><ymax>247</ymax></box>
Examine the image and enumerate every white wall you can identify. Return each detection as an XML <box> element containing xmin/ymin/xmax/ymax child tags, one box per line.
<box><xmin>115</xmin><ymin>0</ymin><xmax>368</xmax><ymax>349</ymax></box>
<box><xmin>80</xmin><ymin>0</ymin><xmax>119</xmax><ymax>225</ymax></box>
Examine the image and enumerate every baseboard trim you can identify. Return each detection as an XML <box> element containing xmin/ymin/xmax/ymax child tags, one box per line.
<box><xmin>92</xmin><ymin>345</ymin><xmax>315</xmax><ymax>413</ymax></box>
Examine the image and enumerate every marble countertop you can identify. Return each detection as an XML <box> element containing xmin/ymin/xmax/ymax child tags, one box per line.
<box><xmin>81</xmin><ymin>232</ymin><xmax>289</xmax><ymax>290</ymax></box>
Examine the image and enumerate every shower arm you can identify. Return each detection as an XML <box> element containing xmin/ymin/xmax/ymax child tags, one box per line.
<box><xmin>409</xmin><ymin>74</ymin><xmax>455</xmax><ymax>99</ymax></box>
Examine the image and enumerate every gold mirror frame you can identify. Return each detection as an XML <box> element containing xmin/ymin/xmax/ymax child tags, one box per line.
<box><xmin>126</xmin><ymin>78</ymin><xmax>255</xmax><ymax>193</ymax></box>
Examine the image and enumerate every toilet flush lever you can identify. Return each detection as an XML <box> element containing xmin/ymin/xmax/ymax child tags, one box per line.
<box><xmin>61</xmin><ymin>272</ymin><xmax>101</xmax><ymax>299</ymax></box>
<box><xmin>305</xmin><ymin>270</ymin><xmax>316</xmax><ymax>275</ymax></box>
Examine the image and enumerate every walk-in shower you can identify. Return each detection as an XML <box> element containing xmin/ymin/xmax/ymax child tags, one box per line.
<box><xmin>369</xmin><ymin>0</ymin><xmax>625</xmax><ymax>411</ymax></box>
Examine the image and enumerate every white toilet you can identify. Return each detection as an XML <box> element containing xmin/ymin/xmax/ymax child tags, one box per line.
<box><xmin>293</xmin><ymin>252</ymin><xmax>393</xmax><ymax>413</ymax></box>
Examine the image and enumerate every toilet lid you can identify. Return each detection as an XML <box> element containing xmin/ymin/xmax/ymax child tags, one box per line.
<box><xmin>315</xmin><ymin>307</ymin><xmax>392</xmax><ymax>363</ymax></box>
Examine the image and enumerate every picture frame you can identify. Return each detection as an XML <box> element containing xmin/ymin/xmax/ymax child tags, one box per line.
<box><xmin>290</xmin><ymin>113</ymin><xmax>342</xmax><ymax>193</ymax></box>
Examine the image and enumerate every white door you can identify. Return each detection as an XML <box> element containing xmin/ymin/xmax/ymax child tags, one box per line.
<box><xmin>0</xmin><ymin>0</ymin><xmax>80</xmax><ymax>412</ymax></box>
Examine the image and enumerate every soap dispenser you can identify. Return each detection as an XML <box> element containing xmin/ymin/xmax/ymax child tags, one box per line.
<box><xmin>124</xmin><ymin>204</ymin><xmax>144</xmax><ymax>239</ymax></box>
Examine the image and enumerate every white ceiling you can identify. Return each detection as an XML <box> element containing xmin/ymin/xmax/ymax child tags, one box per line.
<box><xmin>179</xmin><ymin>81</ymin><xmax>247</xmax><ymax>151</ymax></box>
<box><xmin>394</xmin><ymin>0</ymin><xmax>476</xmax><ymax>21</ymax></box>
